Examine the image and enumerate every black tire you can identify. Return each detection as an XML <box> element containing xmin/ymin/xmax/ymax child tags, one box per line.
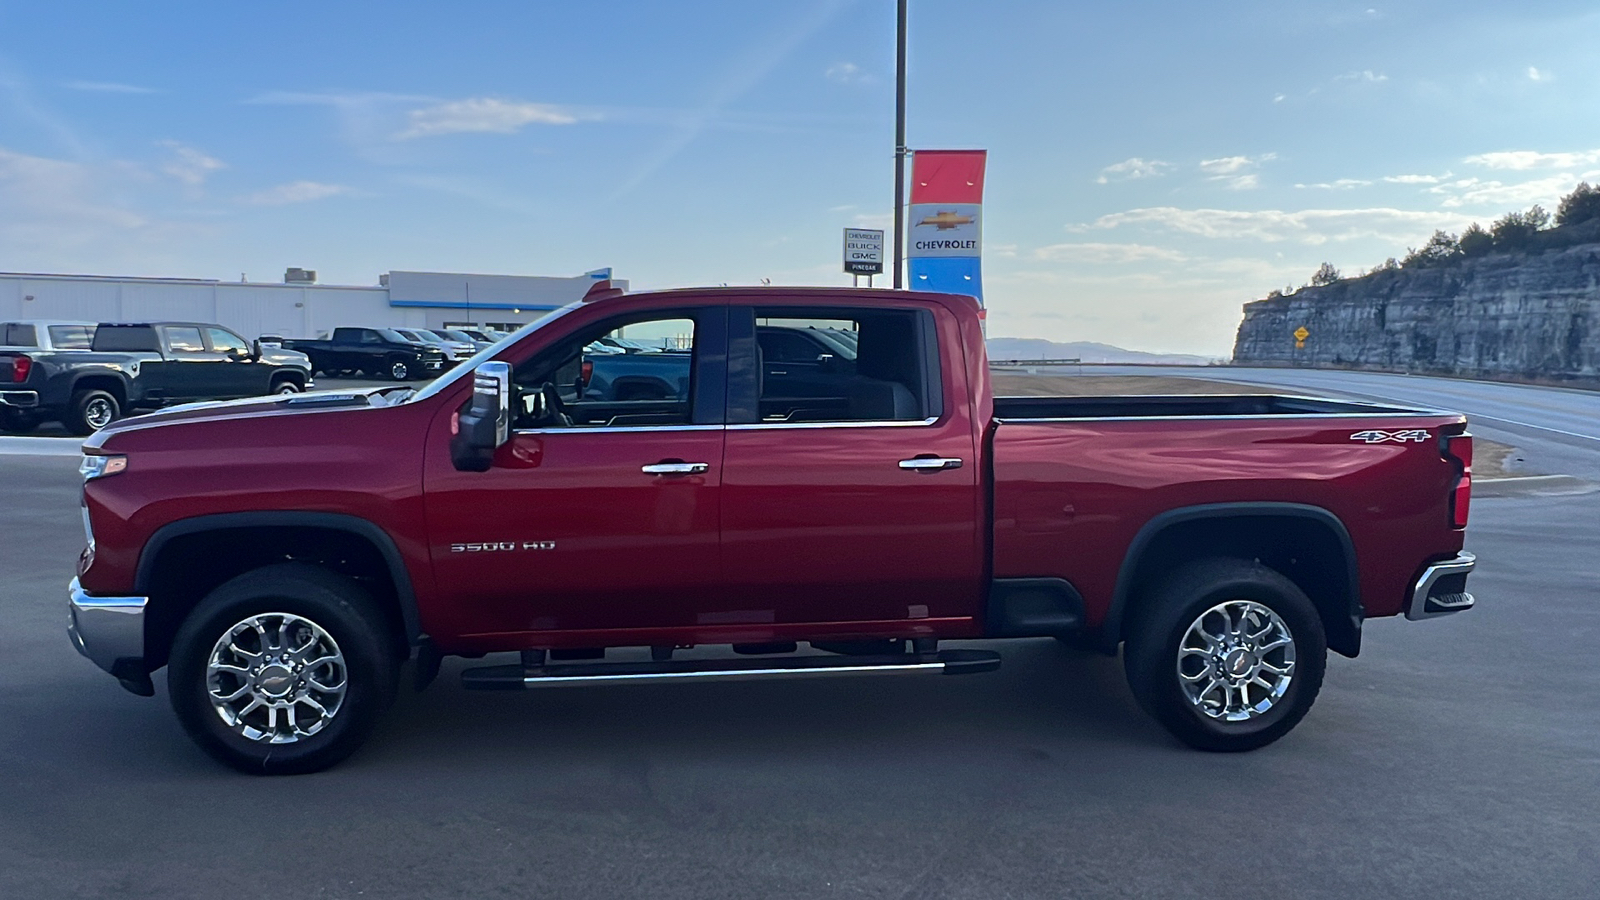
<box><xmin>0</xmin><ymin>409</ymin><xmax>39</xmax><ymax>433</ymax></box>
<box><xmin>166</xmin><ymin>563</ymin><xmax>400</xmax><ymax>775</ymax></box>
<box><xmin>270</xmin><ymin>377</ymin><xmax>302</xmax><ymax>395</ymax></box>
<box><xmin>1123</xmin><ymin>557</ymin><xmax>1326</xmax><ymax>752</ymax></box>
<box><xmin>66</xmin><ymin>388</ymin><xmax>120</xmax><ymax>436</ymax></box>
<box><xmin>387</xmin><ymin>358</ymin><xmax>411</xmax><ymax>381</ymax></box>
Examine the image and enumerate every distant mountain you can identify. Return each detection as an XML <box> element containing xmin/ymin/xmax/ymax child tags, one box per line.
<box><xmin>986</xmin><ymin>337</ymin><xmax>1220</xmax><ymax>366</ymax></box>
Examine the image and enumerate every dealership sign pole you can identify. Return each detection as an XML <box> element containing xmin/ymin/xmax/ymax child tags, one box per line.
<box><xmin>892</xmin><ymin>0</ymin><xmax>908</xmax><ymax>289</ymax></box>
<box><xmin>907</xmin><ymin>149</ymin><xmax>987</xmax><ymax>312</ymax></box>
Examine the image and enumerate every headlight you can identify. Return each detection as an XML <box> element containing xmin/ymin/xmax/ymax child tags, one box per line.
<box><xmin>79</xmin><ymin>453</ymin><xmax>128</xmax><ymax>481</ymax></box>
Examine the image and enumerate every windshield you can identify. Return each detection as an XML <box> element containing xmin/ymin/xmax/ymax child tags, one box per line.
<box><xmin>407</xmin><ymin>304</ymin><xmax>580</xmax><ymax>404</ymax></box>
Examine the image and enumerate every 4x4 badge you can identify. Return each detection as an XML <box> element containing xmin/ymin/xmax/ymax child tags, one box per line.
<box><xmin>1349</xmin><ymin>429</ymin><xmax>1431</xmax><ymax>444</ymax></box>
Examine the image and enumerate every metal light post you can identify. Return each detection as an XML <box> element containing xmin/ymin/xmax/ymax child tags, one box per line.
<box><xmin>892</xmin><ymin>0</ymin><xmax>908</xmax><ymax>289</ymax></box>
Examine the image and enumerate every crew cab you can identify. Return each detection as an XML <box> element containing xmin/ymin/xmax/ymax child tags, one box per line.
<box><xmin>2</xmin><ymin>321</ymin><xmax>311</xmax><ymax>434</ymax></box>
<box><xmin>68</xmin><ymin>285</ymin><xmax>1478</xmax><ymax>774</ymax></box>
<box><xmin>282</xmin><ymin>327</ymin><xmax>446</xmax><ymax>381</ymax></box>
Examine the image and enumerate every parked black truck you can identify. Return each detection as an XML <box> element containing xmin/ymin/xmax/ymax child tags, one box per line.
<box><xmin>282</xmin><ymin>327</ymin><xmax>448</xmax><ymax>381</ymax></box>
<box><xmin>0</xmin><ymin>322</ymin><xmax>312</xmax><ymax>435</ymax></box>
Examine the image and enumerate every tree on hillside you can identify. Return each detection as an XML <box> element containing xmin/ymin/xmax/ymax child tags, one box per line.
<box><xmin>1557</xmin><ymin>182</ymin><xmax>1600</xmax><ymax>227</ymax></box>
<box><xmin>1311</xmin><ymin>262</ymin><xmax>1341</xmax><ymax>286</ymax></box>
<box><xmin>1402</xmin><ymin>230</ymin><xmax>1459</xmax><ymax>268</ymax></box>
<box><xmin>1491</xmin><ymin>205</ymin><xmax>1550</xmax><ymax>249</ymax></box>
<box><xmin>1458</xmin><ymin>222</ymin><xmax>1493</xmax><ymax>257</ymax></box>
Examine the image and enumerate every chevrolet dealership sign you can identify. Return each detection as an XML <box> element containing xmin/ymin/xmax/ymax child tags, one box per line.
<box><xmin>843</xmin><ymin>228</ymin><xmax>885</xmax><ymax>275</ymax></box>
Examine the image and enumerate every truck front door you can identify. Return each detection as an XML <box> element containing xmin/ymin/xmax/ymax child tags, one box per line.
<box><xmin>718</xmin><ymin>303</ymin><xmax>984</xmax><ymax>636</ymax></box>
<box><xmin>204</xmin><ymin>327</ymin><xmax>267</xmax><ymax>397</ymax></box>
<box><xmin>423</xmin><ymin>307</ymin><xmax>730</xmax><ymax>645</ymax></box>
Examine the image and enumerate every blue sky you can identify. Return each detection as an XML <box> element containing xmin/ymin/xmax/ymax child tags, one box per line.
<box><xmin>2</xmin><ymin>0</ymin><xmax>1597</xmax><ymax>354</ymax></box>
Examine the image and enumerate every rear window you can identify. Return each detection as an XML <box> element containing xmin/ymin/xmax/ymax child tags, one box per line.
<box><xmin>2</xmin><ymin>323</ymin><xmax>38</xmax><ymax>346</ymax></box>
<box><xmin>47</xmin><ymin>325</ymin><xmax>94</xmax><ymax>349</ymax></box>
<box><xmin>92</xmin><ymin>325</ymin><xmax>161</xmax><ymax>352</ymax></box>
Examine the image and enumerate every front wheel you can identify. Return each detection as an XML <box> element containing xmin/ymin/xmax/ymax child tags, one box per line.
<box><xmin>387</xmin><ymin>358</ymin><xmax>411</xmax><ymax>381</ymax></box>
<box><xmin>271</xmin><ymin>378</ymin><xmax>302</xmax><ymax>395</ymax></box>
<box><xmin>166</xmin><ymin>563</ymin><xmax>400</xmax><ymax>775</ymax></box>
<box><xmin>1123</xmin><ymin>557</ymin><xmax>1326</xmax><ymax>752</ymax></box>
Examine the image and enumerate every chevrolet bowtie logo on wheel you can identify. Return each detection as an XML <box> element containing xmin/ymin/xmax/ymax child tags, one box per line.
<box><xmin>1349</xmin><ymin>429</ymin><xmax>1432</xmax><ymax>443</ymax></box>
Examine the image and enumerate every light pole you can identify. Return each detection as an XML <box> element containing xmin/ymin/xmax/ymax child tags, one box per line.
<box><xmin>892</xmin><ymin>0</ymin><xmax>907</xmax><ymax>289</ymax></box>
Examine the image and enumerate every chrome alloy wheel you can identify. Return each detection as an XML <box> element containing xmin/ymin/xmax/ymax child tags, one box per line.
<box><xmin>1176</xmin><ymin>600</ymin><xmax>1296</xmax><ymax>722</ymax></box>
<box><xmin>83</xmin><ymin>397</ymin><xmax>115</xmax><ymax>430</ymax></box>
<box><xmin>206</xmin><ymin>613</ymin><xmax>348</xmax><ymax>744</ymax></box>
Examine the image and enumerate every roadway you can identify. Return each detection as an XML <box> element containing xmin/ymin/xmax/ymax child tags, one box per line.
<box><xmin>1</xmin><ymin>368</ymin><xmax>1598</xmax><ymax>898</ymax></box>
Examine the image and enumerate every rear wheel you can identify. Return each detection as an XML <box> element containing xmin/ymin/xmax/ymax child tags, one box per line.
<box><xmin>66</xmin><ymin>389</ymin><xmax>120</xmax><ymax>436</ymax></box>
<box><xmin>167</xmin><ymin>563</ymin><xmax>400</xmax><ymax>775</ymax></box>
<box><xmin>1123</xmin><ymin>557</ymin><xmax>1326</xmax><ymax>752</ymax></box>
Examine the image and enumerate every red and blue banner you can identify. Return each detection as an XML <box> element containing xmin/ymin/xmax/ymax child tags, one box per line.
<box><xmin>907</xmin><ymin>149</ymin><xmax>986</xmax><ymax>303</ymax></box>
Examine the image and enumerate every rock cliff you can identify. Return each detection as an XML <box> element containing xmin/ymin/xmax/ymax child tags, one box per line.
<box><xmin>1232</xmin><ymin>218</ymin><xmax>1600</xmax><ymax>383</ymax></box>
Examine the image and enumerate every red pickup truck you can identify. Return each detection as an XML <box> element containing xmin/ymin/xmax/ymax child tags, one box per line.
<box><xmin>69</xmin><ymin>285</ymin><xmax>1477</xmax><ymax>774</ymax></box>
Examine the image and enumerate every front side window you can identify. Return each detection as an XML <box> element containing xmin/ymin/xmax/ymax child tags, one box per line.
<box><xmin>747</xmin><ymin>308</ymin><xmax>935</xmax><ymax>424</ymax></box>
<box><xmin>164</xmin><ymin>326</ymin><xmax>206</xmax><ymax>353</ymax></box>
<box><xmin>511</xmin><ymin>314</ymin><xmax>697</xmax><ymax>429</ymax></box>
<box><xmin>205</xmin><ymin>328</ymin><xmax>249</xmax><ymax>356</ymax></box>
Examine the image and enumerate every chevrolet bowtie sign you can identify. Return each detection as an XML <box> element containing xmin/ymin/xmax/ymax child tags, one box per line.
<box><xmin>843</xmin><ymin>228</ymin><xmax>885</xmax><ymax>275</ymax></box>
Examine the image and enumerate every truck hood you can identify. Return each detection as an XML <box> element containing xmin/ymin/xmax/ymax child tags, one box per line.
<box><xmin>82</xmin><ymin>388</ymin><xmax>410</xmax><ymax>451</ymax></box>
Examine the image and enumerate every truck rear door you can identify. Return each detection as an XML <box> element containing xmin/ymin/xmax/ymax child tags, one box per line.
<box><xmin>717</xmin><ymin>302</ymin><xmax>984</xmax><ymax>634</ymax></box>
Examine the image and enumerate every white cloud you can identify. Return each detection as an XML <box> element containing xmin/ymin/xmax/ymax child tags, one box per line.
<box><xmin>156</xmin><ymin>140</ymin><xmax>224</xmax><ymax>186</ymax></box>
<box><xmin>1296</xmin><ymin>179</ymin><xmax>1372</xmax><ymax>190</ymax></box>
<box><xmin>1199</xmin><ymin>153</ymin><xmax>1276</xmax><ymax>176</ymax></box>
<box><xmin>62</xmin><ymin>80</ymin><xmax>159</xmax><ymax>94</ymax></box>
<box><xmin>395</xmin><ymin>97</ymin><xmax>579</xmax><ymax>139</ymax></box>
<box><xmin>1383</xmin><ymin>174</ymin><xmax>1445</xmax><ymax>184</ymax></box>
<box><xmin>242</xmin><ymin>181</ymin><xmax>350</xmax><ymax>206</ymax></box>
<box><xmin>851</xmin><ymin>211</ymin><xmax>892</xmax><ymax>229</ymax></box>
<box><xmin>1336</xmin><ymin>70</ymin><xmax>1388</xmax><ymax>83</ymax></box>
<box><xmin>1527</xmin><ymin>67</ymin><xmax>1551</xmax><ymax>82</ymax></box>
<box><xmin>1272</xmin><ymin>93</ymin><xmax>1286</xmax><ymax>103</ymax></box>
<box><xmin>1085</xmin><ymin>205</ymin><xmax>1475</xmax><ymax>245</ymax></box>
<box><xmin>1428</xmin><ymin>174</ymin><xmax>1595</xmax><ymax>209</ymax></box>
<box><xmin>1197</xmin><ymin>154</ymin><xmax>1277</xmax><ymax>190</ymax></box>
<box><xmin>1033</xmin><ymin>242</ymin><xmax>1188</xmax><ymax>264</ymax></box>
<box><xmin>1095</xmin><ymin>157</ymin><xmax>1173</xmax><ymax>184</ymax></box>
<box><xmin>824</xmin><ymin>62</ymin><xmax>869</xmax><ymax>84</ymax></box>
<box><xmin>1463</xmin><ymin>149</ymin><xmax>1600</xmax><ymax>170</ymax></box>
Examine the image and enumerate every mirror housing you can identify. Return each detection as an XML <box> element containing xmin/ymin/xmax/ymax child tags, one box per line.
<box><xmin>451</xmin><ymin>361</ymin><xmax>511</xmax><ymax>472</ymax></box>
<box><xmin>250</xmin><ymin>338</ymin><xmax>263</xmax><ymax>361</ymax></box>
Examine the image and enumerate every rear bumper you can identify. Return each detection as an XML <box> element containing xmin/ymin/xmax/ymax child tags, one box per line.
<box><xmin>1405</xmin><ymin>552</ymin><xmax>1476</xmax><ymax>621</ymax></box>
<box><xmin>0</xmin><ymin>390</ymin><xmax>39</xmax><ymax>409</ymax></box>
<box><xmin>68</xmin><ymin>577</ymin><xmax>151</xmax><ymax>692</ymax></box>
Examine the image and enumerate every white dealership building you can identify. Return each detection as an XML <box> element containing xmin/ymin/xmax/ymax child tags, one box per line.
<box><xmin>0</xmin><ymin>268</ymin><xmax>625</xmax><ymax>340</ymax></box>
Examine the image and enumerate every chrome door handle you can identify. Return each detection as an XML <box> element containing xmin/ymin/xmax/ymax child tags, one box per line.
<box><xmin>641</xmin><ymin>462</ymin><xmax>710</xmax><ymax>475</ymax></box>
<box><xmin>898</xmin><ymin>457</ymin><xmax>963</xmax><ymax>471</ymax></box>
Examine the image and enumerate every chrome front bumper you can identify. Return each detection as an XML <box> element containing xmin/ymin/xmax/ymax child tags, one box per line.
<box><xmin>68</xmin><ymin>577</ymin><xmax>148</xmax><ymax>678</ymax></box>
<box><xmin>1405</xmin><ymin>552</ymin><xmax>1477</xmax><ymax>621</ymax></box>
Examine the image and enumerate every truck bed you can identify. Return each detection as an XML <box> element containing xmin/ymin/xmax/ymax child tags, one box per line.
<box><xmin>992</xmin><ymin>393</ymin><xmax>1424</xmax><ymax>421</ymax></box>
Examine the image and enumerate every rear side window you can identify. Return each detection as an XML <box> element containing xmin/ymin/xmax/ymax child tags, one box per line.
<box><xmin>47</xmin><ymin>325</ymin><xmax>94</xmax><ymax>349</ymax></box>
<box><xmin>2</xmin><ymin>323</ymin><xmax>38</xmax><ymax>346</ymax></box>
<box><xmin>736</xmin><ymin>307</ymin><xmax>940</xmax><ymax>425</ymax></box>
<box><xmin>92</xmin><ymin>325</ymin><xmax>161</xmax><ymax>352</ymax></box>
<box><xmin>164</xmin><ymin>326</ymin><xmax>207</xmax><ymax>353</ymax></box>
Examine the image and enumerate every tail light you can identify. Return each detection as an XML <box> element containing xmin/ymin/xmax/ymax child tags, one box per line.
<box><xmin>1445</xmin><ymin>433</ymin><xmax>1472</xmax><ymax>529</ymax></box>
<box><xmin>579</xmin><ymin>359</ymin><xmax>594</xmax><ymax>387</ymax></box>
<box><xmin>6</xmin><ymin>354</ymin><xmax>31</xmax><ymax>383</ymax></box>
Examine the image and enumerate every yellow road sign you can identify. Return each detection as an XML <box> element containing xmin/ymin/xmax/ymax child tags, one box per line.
<box><xmin>1293</xmin><ymin>326</ymin><xmax>1310</xmax><ymax>342</ymax></box>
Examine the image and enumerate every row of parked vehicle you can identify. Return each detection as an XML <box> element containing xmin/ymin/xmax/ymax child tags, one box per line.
<box><xmin>0</xmin><ymin>320</ymin><xmax>513</xmax><ymax>435</ymax></box>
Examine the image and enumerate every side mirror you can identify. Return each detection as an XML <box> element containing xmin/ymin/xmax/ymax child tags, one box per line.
<box><xmin>451</xmin><ymin>361</ymin><xmax>511</xmax><ymax>472</ymax></box>
<box><xmin>251</xmin><ymin>339</ymin><xmax>263</xmax><ymax>361</ymax></box>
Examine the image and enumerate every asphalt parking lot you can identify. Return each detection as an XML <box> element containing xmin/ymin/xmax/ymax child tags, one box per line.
<box><xmin>2</xmin><ymin>371</ymin><xmax>1598</xmax><ymax>899</ymax></box>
